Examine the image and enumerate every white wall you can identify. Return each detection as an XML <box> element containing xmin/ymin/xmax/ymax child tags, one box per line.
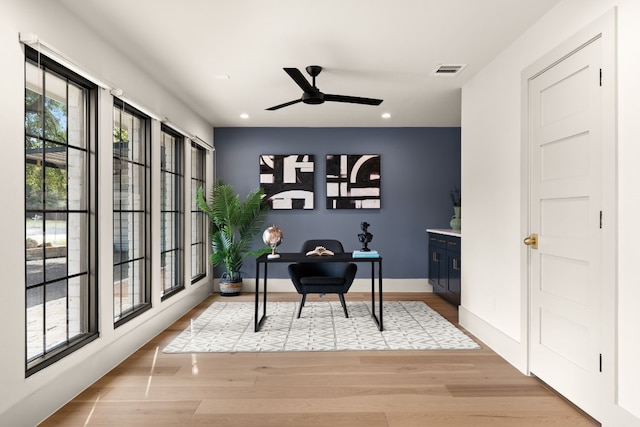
<box><xmin>461</xmin><ymin>0</ymin><xmax>640</xmax><ymax>425</ymax></box>
<box><xmin>0</xmin><ymin>1</ymin><xmax>214</xmax><ymax>425</ymax></box>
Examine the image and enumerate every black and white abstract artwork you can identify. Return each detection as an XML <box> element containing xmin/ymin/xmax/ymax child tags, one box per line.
<box><xmin>260</xmin><ymin>154</ymin><xmax>314</xmax><ymax>209</ymax></box>
<box><xmin>326</xmin><ymin>154</ymin><xmax>380</xmax><ymax>209</ymax></box>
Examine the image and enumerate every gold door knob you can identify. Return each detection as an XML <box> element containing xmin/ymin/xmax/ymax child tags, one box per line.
<box><xmin>523</xmin><ymin>233</ymin><xmax>538</xmax><ymax>249</ymax></box>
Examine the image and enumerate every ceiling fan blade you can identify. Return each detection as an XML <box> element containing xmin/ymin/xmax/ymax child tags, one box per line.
<box><xmin>266</xmin><ymin>99</ymin><xmax>302</xmax><ymax>111</ymax></box>
<box><xmin>284</xmin><ymin>68</ymin><xmax>315</xmax><ymax>93</ymax></box>
<box><xmin>325</xmin><ymin>94</ymin><xmax>383</xmax><ymax>105</ymax></box>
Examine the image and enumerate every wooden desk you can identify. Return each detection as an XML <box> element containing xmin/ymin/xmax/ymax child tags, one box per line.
<box><xmin>254</xmin><ymin>252</ymin><xmax>383</xmax><ymax>332</ymax></box>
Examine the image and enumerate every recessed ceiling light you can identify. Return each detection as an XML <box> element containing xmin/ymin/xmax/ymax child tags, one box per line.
<box><xmin>381</xmin><ymin>113</ymin><xmax>391</xmax><ymax>119</ymax></box>
<box><xmin>240</xmin><ymin>113</ymin><xmax>249</xmax><ymax>119</ymax></box>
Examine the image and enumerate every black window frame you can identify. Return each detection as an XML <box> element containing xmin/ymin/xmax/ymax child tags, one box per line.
<box><xmin>24</xmin><ymin>46</ymin><xmax>99</xmax><ymax>376</ymax></box>
<box><xmin>190</xmin><ymin>141</ymin><xmax>207</xmax><ymax>283</ymax></box>
<box><xmin>113</xmin><ymin>100</ymin><xmax>152</xmax><ymax>327</ymax></box>
<box><xmin>160</xmin><ymin>125</ymin><xmax>184</xmax><ymax>300</ymax></box>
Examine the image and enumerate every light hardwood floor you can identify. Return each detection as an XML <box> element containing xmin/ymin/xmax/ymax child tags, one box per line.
<box><xmin>41</xmin><ymin>292</ymin><xmax>598</xmax><ymax>426</ymax></box>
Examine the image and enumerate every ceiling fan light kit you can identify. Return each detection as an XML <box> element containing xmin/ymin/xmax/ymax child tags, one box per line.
<box><xmin>266</xmin><ymin>65</ymin><xmax>383</xmax><ymax>111</ymax></box>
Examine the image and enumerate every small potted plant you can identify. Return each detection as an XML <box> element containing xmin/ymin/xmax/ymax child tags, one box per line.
<box><xmin>449</xmin><ymin>187</ymin><xmax>461</xmax><ymax>230</ymax></box>
<box><xmin>197</xmin><ymin>180</ymin><xmax>270</xmax><ymax>295</ymax></box>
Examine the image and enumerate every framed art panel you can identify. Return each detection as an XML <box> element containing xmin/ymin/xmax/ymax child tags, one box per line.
<box><xmin>326</xmin><ymin>154</ymin><xmax>380</xmax><ymax>209</ymax></box>
<box><xmin>260</xmin><ymin>154</ymin><xmax>314</xmax><ymax>209</ymax></box>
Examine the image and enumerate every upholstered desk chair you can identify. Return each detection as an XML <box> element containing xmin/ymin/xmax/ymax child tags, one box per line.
<box><xmin>288</xmin><ymin>239</ymin><xmax>357</xmax><ymax>318</ymax></box>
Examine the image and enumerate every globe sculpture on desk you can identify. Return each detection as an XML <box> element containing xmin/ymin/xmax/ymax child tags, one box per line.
<box><xmin>263</xmin><ymin>225</ymin><xmax>283</xmax><ymax>259</ymax></box>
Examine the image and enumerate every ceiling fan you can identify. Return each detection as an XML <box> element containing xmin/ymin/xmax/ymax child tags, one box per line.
<box><xmin>266</xmin><ymin>65</ymin><xmax>383</xmax><ymax>111</ymax></box>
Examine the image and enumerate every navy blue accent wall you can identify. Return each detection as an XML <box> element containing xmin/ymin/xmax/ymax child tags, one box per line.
<box><xmin>213</xmin><ymin>127</ymin><xmax>460</xmax><ymax>279</ymax></box>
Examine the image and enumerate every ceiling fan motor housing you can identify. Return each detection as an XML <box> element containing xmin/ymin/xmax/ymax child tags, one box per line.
<box><xmin>302</xmin><ymin>91</ymin><xmax>324</xmax><ymax>104</ymax></box>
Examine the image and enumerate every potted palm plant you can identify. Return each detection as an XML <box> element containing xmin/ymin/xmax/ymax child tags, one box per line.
<box><xmin>196</xmin><ymin>180</ymin><xmax>270</xmax><ymax>296</ymax></box>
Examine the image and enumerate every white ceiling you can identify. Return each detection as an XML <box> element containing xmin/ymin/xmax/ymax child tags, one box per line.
<box><xmin>57</xmin><ymin>0</ymin><xmax>561</xmax><ymax>128</ymax></box>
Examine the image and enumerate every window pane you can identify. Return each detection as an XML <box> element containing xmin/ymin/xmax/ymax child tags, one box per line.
<box><xmin>25</xmin><ymin>62</ymin><xmax>44</xmax><ymax>143</ymax></box>
<box><xmin>68</xmin><ymin>212</ymin><xmax>87</xmax><ymax>276</ymax></box>
<box><xmin>26</xmin><ymin>238</ymin><xmax>44</xmax><ymax>287</ymax></box>
<box><xmin>191</xmin><ymin>212</ymin><xmax>199</xmax><ymax>242</ymax></box>
<box><xmin>26</xmin><ymin>286</ymin><xmax>44</xmax><ymax>361</ymax></box>
<box><xmin>115</xmin><ymin>109</ymin><xmax>132</xmax><ymax>160</ymax></box>
<box><xmin>45</xmin><ymin>279</ymin><xmax>67</xmax><ymax>351</ymax></box>
<box><xmin>191</xmin><ymin>180</ymin><xmax>199</xmax><ymax>211</ymax></box>
<box><xmin>114</xmin><ymin>213</ymin><xmax>126</xmax><ymax>262</ymax></box>
<box><xmin>161</xmin><ymin>172</ymin><xmax>174</xmax><ymax>210</ymax></box>
<box><xmin>130</xmin><ymin>212</ymin><xmax>144</xmax><ymax>260</ymax></box>
<box><xmin>161</xmin><ymin>212</ymin><xmax>174</xmax><ymax>252</ymax></box>
<box><xmin>114</xmin><ymin>109</ymin><xmax>145</xmax><ymax>164</ymax></box>
<box><xmin>113</xmin><ymin>109</ymin><xmax>125</xmax><ymax>158</ymax></box>
<box><xmin>113</xmin><ymin>158</ymin><xmax>122</xmax><ymax>211</ymax></box>
<box><xmin>113</xmin><ymin>264</ymin><xmax>124</xmax><ymax>317</ymax></box>
<box><xmin>68</xmin><ymin>146</ymin><xmax>86</xmax><ymax>210</ymax></box>
<box><xmin>113</xmin><ymin>160</ymin><xmax>145</xmax><ymax>212</ymax></box>
<box><xmin>114</xmin><ymin>259</ymin><xmax>144</xmax><ymax>320</ymax></box>
<box><xmin>113</xmin><ymin>212</ymin><xmax>123</xmax><ymax>256</ymax></box>
<box><xmin>67</xmin><ymin>83</ymin><xmax>86</xmax><ymax>149</ymax></box>
<box><xmin>132</xmin><ymin>164</ymin><xmax>145</xmax><ymax>211</ymax></box>
<box><xmin>131</xmin><ymin>115</ymin><xmax>144</xmax><ymax>164</ymax></box>
<box><xmin>161</xmin><ymin>251</ymin><xmax>174</xmax><ymax>291</ymax></box>
<box><xmin>44</xmin><ymin>72</ymin><xmax>67</xmax><ymax>144</ymax></box>
<box><xmin>26</xmin><ymin>212</ymin><xmax>44</xmax><ymax>257</ymax></box>
<box><xmin>44</xmin><ymin>213</ymin><xmax>67</xmax><ymax>283</ymax></box>
<box><xmin>68</xmin><ymin>275</ymin><xmax>87</xmax><ymax>337</ymax></box>
<box><xmin>44</xmin><ymin>144</ymin><xmax>67</xmax><ymax>209</ymax></box>
<box><xmin>26</xmin><ymin>157</ymin><xmax>44</xmax><ymax>212</ymax></box>
<box><xmin>130</xmin><ymin>259</ymin><xmax>144</xmax><ymax>307</ymax></box>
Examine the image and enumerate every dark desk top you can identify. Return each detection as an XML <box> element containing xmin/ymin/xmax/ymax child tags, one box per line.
<box><xmin>256</xmin><ymin>252</ymin><xmax>382</xmax><ymax>263</ymax></box>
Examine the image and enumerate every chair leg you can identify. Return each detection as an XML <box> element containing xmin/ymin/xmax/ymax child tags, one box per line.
<box><xmin>297</xmin><ymin>294</ymin><xmax>306</xmax><ymax>318</ymax></box>
<box><xmin>339</xmin><ymin>294</ymin><xmax>349</xmax><ymax>318</ymax></box>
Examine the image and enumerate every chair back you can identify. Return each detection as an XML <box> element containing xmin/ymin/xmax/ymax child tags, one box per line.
<box><xmin>300</xmin><ymin>239</ymin><xmax>345</xmax><ymax>254</ymax></box>
<box><xmin>299</xmin><ymin>239</ymin><xmax>348</xmax><ymax>276</ymax></box>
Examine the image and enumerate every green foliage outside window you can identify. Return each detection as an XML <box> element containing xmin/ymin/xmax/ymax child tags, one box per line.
<box><xmin>25</xmin><ymin>88</ymin><xmax>68</xmax><ymax>210</ymax></box>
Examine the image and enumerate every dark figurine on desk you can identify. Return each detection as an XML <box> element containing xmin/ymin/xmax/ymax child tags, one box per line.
<box><xmin>357</xmin><ymin>221</ymin><xmax>373</xmax><ymax>251</ymax></box>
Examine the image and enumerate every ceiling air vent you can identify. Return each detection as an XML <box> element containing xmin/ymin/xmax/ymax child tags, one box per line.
<box><xmin>430</xmin><ymin>64</ymin><xmax>466</xmax><ymax>77</ymax></box>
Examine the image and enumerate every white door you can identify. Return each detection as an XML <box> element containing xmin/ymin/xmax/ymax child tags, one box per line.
<box><xmin>527</xmin><ymin>36</ymin><xmax>603</xmax><ymax>415</ymax></box>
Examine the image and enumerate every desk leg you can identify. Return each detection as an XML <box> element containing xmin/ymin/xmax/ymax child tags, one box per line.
<box><xmin>255</xmin><ymin>261</ymin><xmax>260</xmax><ymax>332</ymax></box>
<box><xmin>370</xmin><ymin>261</ymin><xmax>384</xmax><ymax>331</ymax></box>
<box><xmin>370</xmin><ymin>262</ymin><xmax>375</xmax><ymax>320</ymax></box>
<box><xmin>378</xmin><ymin>260</ymin><xmax>383</xmax><ymax>331</ymax></box>
<box><xmin>262</xmin><ymin>263</ymin><xmax>268</xmax><ymax>324</ymax></box>
<box><xmin>255</xmin><ymin>261</ymin><xmax>269</xmax><ymax>332</ymax></box>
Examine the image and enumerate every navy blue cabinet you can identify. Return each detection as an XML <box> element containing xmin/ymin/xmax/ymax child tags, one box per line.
<box><xmin>428</xmin><ymin>231</ymin><xmax>461</xmax><ymax>306</ymax></box>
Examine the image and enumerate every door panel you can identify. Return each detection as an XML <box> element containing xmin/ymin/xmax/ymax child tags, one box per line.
<box><xmin>528</xmin><ymin>36</ymin><xmax>602</xmax><ymax>414</ymax></box>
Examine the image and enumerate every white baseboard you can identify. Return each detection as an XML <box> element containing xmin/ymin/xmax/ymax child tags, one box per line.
<box><xmin>459</xmin><ymin>305</ymin><xmax>527</xmax><ymax>374</ymax></box>
<box><xmin>220</xmin><ymin>278</ymin><xmax>432</xmax><ymax>293</ymax></box>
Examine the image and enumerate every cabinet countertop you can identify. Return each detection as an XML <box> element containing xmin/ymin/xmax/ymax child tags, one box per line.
<box><xmin>426</xmin><ymin>228</ymin><xmax>462</xmax><ymax>237</ymax></box>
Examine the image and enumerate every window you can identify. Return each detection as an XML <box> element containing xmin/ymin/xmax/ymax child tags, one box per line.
<box><xmin>190</xmin><ymin>142</ymin><xmax>207</xmax><ymax>282</ymax></box>
<box><xmin>160</xmin><ymin>127</ymin><xmax>183</xmax><ymax>298</ymax></box>
<box><xmin>24</xmin><ymin>47</ymin><xmax>98</xmax><ymax>375</ymax></box>
<box><xmin>113</xmin><ymin>102</ymin><xmax>151</xmax><ymax>325</ymax></box>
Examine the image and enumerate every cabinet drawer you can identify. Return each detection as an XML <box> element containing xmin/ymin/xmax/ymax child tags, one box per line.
<box><xmin>429</xmin><ymin>233</ymin><xmax>448</xmax><ymax>248</ymax></box>
<box><xmin>445</xmin><ymin>236</ymin><xmax>460</xmax><ymax>252</ymax></box>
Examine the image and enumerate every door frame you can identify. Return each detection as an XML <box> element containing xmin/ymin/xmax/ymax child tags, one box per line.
<box><xmin>519</xmin><ymin>8</ymin><xmax>617</xmax><ymax>422</ymax></box>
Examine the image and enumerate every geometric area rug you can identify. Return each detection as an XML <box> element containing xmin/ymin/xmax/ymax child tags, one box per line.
<box><xmin>163</xmin><ymin>301</ymin><xmax>480</xmax><ymax>353</ymax></box>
